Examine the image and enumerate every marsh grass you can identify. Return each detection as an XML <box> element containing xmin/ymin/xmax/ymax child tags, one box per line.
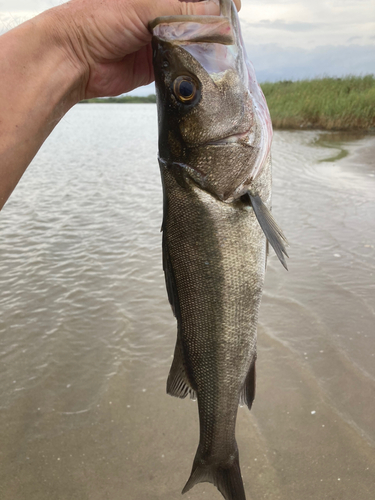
<box><xmin>261</xmin><ymin>76</ymin><xmax>375</xmax><ymax>131</ymax></box>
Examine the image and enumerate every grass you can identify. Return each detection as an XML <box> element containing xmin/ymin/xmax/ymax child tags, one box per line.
<box><xmin>261</xmin><ymin>75</ymin><xmax>375</xmax><ymax>131</ymax></box>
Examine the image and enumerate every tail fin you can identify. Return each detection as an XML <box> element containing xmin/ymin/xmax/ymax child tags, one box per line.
<box><xmin>182</xmin><ymin>449</ymin><xmax>246</xmax><ymax>500</ymax></box>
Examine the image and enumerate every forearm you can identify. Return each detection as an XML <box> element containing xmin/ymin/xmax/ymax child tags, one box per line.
<box><xmin>0</xmin><ymin>9</ymin><xmax>87</xmax><ymax>210</ymax></box>
<box><xmin>0</xmin><ymin>0</ymin><xmax>238</xmax><ymax>210</ymax></box>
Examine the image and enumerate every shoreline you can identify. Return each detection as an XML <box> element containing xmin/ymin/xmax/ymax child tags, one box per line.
<box><xmin>77</xmin><ymin>104</ymin><xmax>375</xmax><ymax>133</ymax></box>
<box><xmin>80</xmin><ymin>75</ymin><xmax>375</xmax><ymax>132</ymax></box>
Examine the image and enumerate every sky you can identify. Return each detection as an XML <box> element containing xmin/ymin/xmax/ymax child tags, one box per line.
<box><xmin>1</xmin><ymin>0</ymin><xmax>374</xmax><ymax>95</ymax></box>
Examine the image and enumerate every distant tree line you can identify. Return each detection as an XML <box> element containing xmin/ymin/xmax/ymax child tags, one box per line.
<box><xmin>80</xmin><ymin>94</ymin><xmax>156</xmax><ymax>104</ymax></box>
<box><xmin>80</xmin><ymin>76</ymin><xmax>375</xmax><ymax>131</ymax></box>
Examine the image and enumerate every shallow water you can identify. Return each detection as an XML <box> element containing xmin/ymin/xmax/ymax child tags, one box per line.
<box><xmin>1</xmin><ymin>104</ymin><xmax>374</xmax><ymax>499</ymax></box>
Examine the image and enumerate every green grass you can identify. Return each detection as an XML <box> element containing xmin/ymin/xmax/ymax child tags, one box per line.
<box><xmin>261</xmin><ymin>75</ymin><xmax>375</xmax><ymax>131</ymax></box>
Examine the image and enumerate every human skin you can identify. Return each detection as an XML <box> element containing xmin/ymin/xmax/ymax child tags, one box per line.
<box><xmin>0</xmin><ymin>0</ymin><xmax>240</xmax><ymax>210</ymax></box>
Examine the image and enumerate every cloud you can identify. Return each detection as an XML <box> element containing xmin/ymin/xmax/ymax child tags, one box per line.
<box><xmin>1</xmin><ymin>1</ymin><xmax>374</xmax><ymax>87</ymax></box>
<box><xmin>247</xmin><ymin>43</ymin><xmax>375</xmax><ymax>82</ymax></box>
<box><xmin>246</xmin><ymin>19</ymin><xmax>321</xmax><ymax>32</ymax></box>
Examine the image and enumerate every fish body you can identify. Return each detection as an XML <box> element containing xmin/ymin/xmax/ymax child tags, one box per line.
<box><xmin>151</xmin><ymin>2</ymin><xmax>287</xmax><ymax>499</ymax></box>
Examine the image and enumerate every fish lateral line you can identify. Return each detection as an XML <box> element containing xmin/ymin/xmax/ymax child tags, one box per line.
<box><xmin>241</xmin><ymin>191</ymin><xmax>289</xmax><ymax>270</ymax></box>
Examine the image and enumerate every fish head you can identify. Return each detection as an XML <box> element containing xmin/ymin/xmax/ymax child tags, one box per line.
<box><xmin>153</xmin><ymin>39</ymin><xmax>253</xmax><ymax>150</ymax></box>
<box><xmin>152</xmin><ymin>0</ymin><xmax>273</xmax><ymax>201</ymax></box>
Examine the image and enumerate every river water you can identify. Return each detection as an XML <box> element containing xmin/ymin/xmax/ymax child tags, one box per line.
<box><xmin>1</xmin><ymin>104</ymin><xmax>374</xmax><ymax>500</ymax></box>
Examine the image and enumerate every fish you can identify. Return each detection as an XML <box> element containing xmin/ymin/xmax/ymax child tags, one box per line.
<box><xmin>150</xmin><ymin>1</ymin><xmax>288</xmax><ymax>499</ymax></box>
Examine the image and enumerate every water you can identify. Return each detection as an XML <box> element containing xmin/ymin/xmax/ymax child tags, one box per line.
<box><xmin>1</xmin><ymin>104</ymin><xmax>374</xmax><ymax>499</ymax></box>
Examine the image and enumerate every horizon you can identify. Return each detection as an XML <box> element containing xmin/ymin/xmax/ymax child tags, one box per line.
<box><xmin>85</xmin><ymin>75</ymin><xmax>375</xmax><ymax>99</ymax></box>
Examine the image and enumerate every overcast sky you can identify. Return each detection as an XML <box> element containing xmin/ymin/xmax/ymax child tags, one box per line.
<box><xmin>1</xmin><ymin>0</ymin><xmax>374</xmax><ymax>95</ymax></box>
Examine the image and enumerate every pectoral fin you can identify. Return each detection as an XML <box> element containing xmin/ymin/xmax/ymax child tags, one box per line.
<box><xmin>244</xmin><ymin>191</ymin><xmax>289</xmax><ymax>270</ymax></box>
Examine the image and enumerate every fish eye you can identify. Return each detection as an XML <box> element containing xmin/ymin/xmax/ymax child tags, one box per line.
<box><xmin>173</xmin><ymin>76</ymin><xmax>198</xmax><ymax>103</ymax></box>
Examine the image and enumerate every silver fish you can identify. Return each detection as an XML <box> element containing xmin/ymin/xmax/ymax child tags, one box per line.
<box><xmin>151</xmin><ymin>2</ymin><xmax>288</xmax><ymax>499</ymax></box>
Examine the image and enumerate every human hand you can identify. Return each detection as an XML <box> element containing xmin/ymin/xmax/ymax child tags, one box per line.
<box><xmin>50</xmin><ymin>0</ymin><xmax>241</xmax><ymax>99</ymax></box>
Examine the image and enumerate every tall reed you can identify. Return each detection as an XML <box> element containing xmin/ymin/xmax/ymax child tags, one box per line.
<box><xmin>261</xmin><ymin>76</ymin><xmax>375</xmax><ymax>131</ymax></box>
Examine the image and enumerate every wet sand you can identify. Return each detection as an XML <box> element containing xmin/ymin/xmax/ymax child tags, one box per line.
<box><xmin>0</xmin><ymin>106</ymin><xmax>374</xmax><ymax>500</ymax></box>
<box><xmin>2</xmin><ymin>306</ymin><xmax>373</xmax><ymax>500</ymax></box>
